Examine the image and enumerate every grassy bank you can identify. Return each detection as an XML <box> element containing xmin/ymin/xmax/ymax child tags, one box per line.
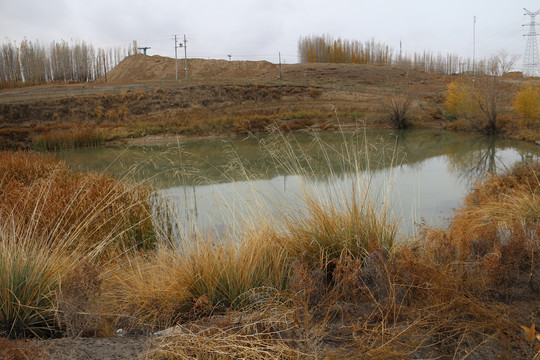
<box><xmin>1</xmin><ymin>144</ymin><xmax>539</xmax><ymax>358</ymax></box>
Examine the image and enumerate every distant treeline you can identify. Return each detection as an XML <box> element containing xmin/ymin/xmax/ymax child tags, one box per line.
<box><xmin>298</xmin><ymin>34</ymin><xmax>507</xmax><ymax>75</ymax></box>
<box><xmin>0</xmin><ymin>39</ymin><xmax>139</xmax><ymax>84</ymax></box>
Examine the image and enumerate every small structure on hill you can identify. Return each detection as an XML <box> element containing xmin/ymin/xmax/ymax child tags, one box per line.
<box><xmin>137</xmin><ymin>47</ymin><xmax>151</xmax><ymax>55</ymax></box>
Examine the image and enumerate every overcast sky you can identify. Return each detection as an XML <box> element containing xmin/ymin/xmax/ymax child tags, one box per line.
<box><xmin>1</xmin><ymin>0</ymin><xmax>539</xmax><ymax>66</ymax></box>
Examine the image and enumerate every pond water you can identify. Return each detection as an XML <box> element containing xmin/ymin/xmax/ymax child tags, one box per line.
<box><xmin>58</xmin><ymin>129</ymin><xmax>540</xmax><ymax>240</ymax></box>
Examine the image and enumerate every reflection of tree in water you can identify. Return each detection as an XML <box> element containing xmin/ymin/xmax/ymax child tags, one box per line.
<box><xmin>392</xmin><ymin>130</ymin><xmax>426</xmax><ymax>172</ymax></box>
<box><xmin>445</xmin><ymin>136</ymin><xmax>540</xmax><ymax>186</ymax></box>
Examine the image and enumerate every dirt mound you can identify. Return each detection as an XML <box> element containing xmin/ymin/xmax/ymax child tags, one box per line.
<box><xmin>103</xmin><ymin>54</ymin><xmax>446</xmax><ymax>95</ymax></box>
<box><xmin>105</xmin><ymin>54</ymin><xmax>279</xmax><ymax>82</ymax></box>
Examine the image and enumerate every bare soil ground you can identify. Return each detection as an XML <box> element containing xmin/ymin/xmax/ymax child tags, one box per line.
<box><xmin>104</xmin><ymin>55</ymin><xmax>279</xmax><ymax>82</ymax></box>
<box><xmin>8</xmin><ymin>297</ymin><xmax>538</xmax><ymax>359</ymax></box>
<box><xmin>35</xmin><ymin>335</ymin><xmax>154</xmax><ymax>360</ymax></box>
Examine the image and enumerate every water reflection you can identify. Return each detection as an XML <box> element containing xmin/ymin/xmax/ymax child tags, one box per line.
<box><xmin>446</xmin><ymin>136</ymin><xmax>540</xmax><ymax>186</ymax></box>
<box><xmin>57</xmin><ymin>130</ymin><xmax>540</xmax><ymax>239</ymax></box>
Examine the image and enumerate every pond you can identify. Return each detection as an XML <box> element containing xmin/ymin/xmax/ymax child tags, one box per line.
<box><xmin>58</xmin><ymin>129</ymin><xmax>540</xmax><ymax>240</ymax></box>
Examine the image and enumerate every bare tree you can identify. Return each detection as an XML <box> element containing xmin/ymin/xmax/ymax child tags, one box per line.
<box><xmin>471</xmin><ymin>74</ymin><xmax>506</xmax><ymax>135</ymax></box>
<box><xmin>0</xmin><ymin>39</ymin><xmax>134</xmax><ymax>85</ymax></box>
<box><xmin>0</xmin><ymin>42</ymin><xmax>21</xmax><ymax>83</ymax></box>
<box><xmin>493</xmin><ymin>51</ymin><xmax>520</xmax><ymax>75</ymax></box>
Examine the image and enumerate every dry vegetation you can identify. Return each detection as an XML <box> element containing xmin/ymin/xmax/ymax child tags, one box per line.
<box><xmin>0</xmin><ymin>151</ymin><xmax>156</xmax><ymax>341</ymax></box>
<box><xmin>0</xmin><ymin>138</ymin><xmax>539</xmax><ymax>359</ymax></box>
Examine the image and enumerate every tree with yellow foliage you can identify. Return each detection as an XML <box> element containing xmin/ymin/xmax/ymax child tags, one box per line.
<box><xmin>445</xmin><ymin>75</ymin><xmax>509</xmax><ymax>135</ymax></box>
<box><xmin>513</xmin><ymin>85</ymin><xmax>540</xmax><ymax>127</ymax></box>
<box><xmin>445</xmin><ymin>79</ymin><xmax>479</xmax><ymax>120</ymax></box>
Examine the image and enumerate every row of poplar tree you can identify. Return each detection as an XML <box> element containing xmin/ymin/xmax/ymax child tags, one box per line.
<box><xmin>298</xmin><ymin>34</ymin><xmax>497</xmax><ymax>75</ymax></box>
<box><xmin>0</xmin><ymin>39</ymin><xmax>139</xmax><ymax>84</ymax></box>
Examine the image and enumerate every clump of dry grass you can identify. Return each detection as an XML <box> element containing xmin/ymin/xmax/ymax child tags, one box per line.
<box><xmin>0</xmin><ymin>151</ymin><xmax>158</xmax><ymax>338</ymax></box>
<box><xmin>0</xmin><ymin>150</ymin><xmax>59</xmax><ymax>184</ymax></box>
<box><xmin>0</xmin><ymin>228</ymin><xmax>69</xmax><ymax>338</ymax></box>
<box><xmin>33</xmin><ymin>127</ymin><xmax>104</xmax><ymax>150</ymax></box>
<box><xmin>56</xmin><ymin>261</ymin><xmax>106</xmax><ymax>337</ymax></box>
<box><xmin>177</xmin><ymin>230</ymin><xmax>291</xmax><ymax>310</ymax></box>
<box><xmin>149</xmin><ymin>297</ymin><xmax>319</xmax><ymax>360</ymax></box>
<box><xmin>283</xmin><ymin>196</ymin><xmax>397</xmax><ymax>270</ymax></box>
<box><xmin>100</xmin><ymin>249</ymin><xmax>191</xmax><ymax>332</ymax></box>
<box><xmin>0</xmin><ymin>151</ymin><xmax>156</xmax><ymax>254</ymax></box>
<box><xmin>102</xmin><ymin>226</ymin><xmax>291</xmax><ymax>331</ymax></box>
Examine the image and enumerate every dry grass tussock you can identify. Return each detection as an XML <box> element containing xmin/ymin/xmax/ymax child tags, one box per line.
<box><xmin>101</xmin><ymin>225</ymin><xmax>291</xmax><ymax>332</ymax></box>
<box><xmin>0</xmin><ymin>151</ymin><xmax>157</xmax><ymax>339</ymax></box>
<box><xmin>0</xmin><ymin>151</ymin><xmax>156</xmax><ymax>254</ymax></box>
<box><xmin>149</xmin><ymin>297</ymin><xmax>319</xmax><ymax>360</ymax></box>
<box><xmin>33</xmin><ymin>127</ymin><xmax>104</xmax><ymax>150</ymax></box>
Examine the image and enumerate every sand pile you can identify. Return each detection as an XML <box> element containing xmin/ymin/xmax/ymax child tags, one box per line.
<box><xmin>105</xmin><ymin>54</ymin><xmax>279</xmax><ymax>82</ymax></box>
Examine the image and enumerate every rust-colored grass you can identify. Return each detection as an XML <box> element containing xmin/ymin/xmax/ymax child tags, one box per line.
<box><xmin>0</xmin><ymin>151</ymin><xmax>157</xmax><ymax>338</ymax></box>
<box><xmin>33</xmin><ymin>127</ymin><xmax>104</xmax><ymax>150</ymax></box>
<box><xmin>0</xmin><ymin>151</ymin><xmax>156</xmax><ymax>254</ymax></box>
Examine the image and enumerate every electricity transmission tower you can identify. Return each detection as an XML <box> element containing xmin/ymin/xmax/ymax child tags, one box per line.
<box><xmin>522</xmin><ymin>8</ymin><xmax>540</xmax><ymax>77</ymax></box>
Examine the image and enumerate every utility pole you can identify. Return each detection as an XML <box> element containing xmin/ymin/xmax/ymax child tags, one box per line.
<box><xmin>174</xmin><ymin>35</ymin><xmax>188</xmax><ymax>80</ymax></box>
<box><xmin>399</xmin><ymin>39</ymin><xmax>403</xmax><ymax>67</ymax></box>
<box><xmin>183</xmin><ymin>34</ymin><xmax>188</xmax><ymax>79</ymax></box>
<box><xmin>523</xmin><ymin>8</ymin><xmax>540</xmax><ymax>77</ymax></box>
<box><xmin>174</xmin><ymin>35</ymin><xmax>179</xmax><ymax>80</ymax></box>
<box><xmin>473</xmin><ymin>16</ymin><xmax>476</xmax><ymax>80</ymax></box>
<box><xmin>279</xmin><ymin>52</ymin><xmax>282</xmax><ymax>79</ymax></box>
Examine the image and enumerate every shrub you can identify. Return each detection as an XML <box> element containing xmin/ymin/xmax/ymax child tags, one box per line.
<box><xmin>383</xmin><ymin>94</ymin><xmax>413</xmax><ymax>129</ymax></box>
